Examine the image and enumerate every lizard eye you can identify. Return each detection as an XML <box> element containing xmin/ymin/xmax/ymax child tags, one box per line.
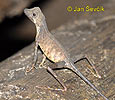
<box><xmin>33</xmin><ymin>13</ymin><xmax>36</xmax><ymax>17</ymax></box>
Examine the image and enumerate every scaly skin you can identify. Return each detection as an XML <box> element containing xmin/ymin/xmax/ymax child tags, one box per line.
<box><xmin>24</xmin><ymin>7</ymin><xmax>108</xmax><ymax>100</ymax></box>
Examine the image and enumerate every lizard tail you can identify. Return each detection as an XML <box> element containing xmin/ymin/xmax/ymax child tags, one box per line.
<box><xmin>69</xmin><ymin>62</ymin><xmax>108</xmax><ymax>100</ymax></box>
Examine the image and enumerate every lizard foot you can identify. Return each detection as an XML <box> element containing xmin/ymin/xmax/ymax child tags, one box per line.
<box><xmin>26</xmin><ymin>64</ymin><xmax>36</xmax><ymax>73</ymax></box>
<box><xmin>36</xmin><ymin>85</ymin><xmax>67</xmax><ymax>92</ymax></box>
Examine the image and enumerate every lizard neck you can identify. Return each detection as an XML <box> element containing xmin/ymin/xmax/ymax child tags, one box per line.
<box><xmin>35</xmin><ymin>20</ymin><xmax>49</xmax><ymax>41</ymax></box>
<box><xmin>35</xmin><ymin>20</ymin><xmax>49</xmax><ymax>35</ymax></box>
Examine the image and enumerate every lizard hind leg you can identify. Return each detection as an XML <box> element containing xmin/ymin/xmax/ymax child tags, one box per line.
<box><xmin>71</xmin><ymin>54</ymin><xmax>101</xmax><ymax>78</ymax></box>
<box><xmin>36</xmin><ymin>66</ymin><xmax>67</xmax><ymax>91</ymax></box>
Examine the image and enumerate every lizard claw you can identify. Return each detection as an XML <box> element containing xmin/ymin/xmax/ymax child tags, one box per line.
<box><xmin>93</xmin><ymin>72</ymin><xmax>101</xmax><ymax>78</ymax></box>
<box><xmin>91</xmin><ymin>66</ymin><xmax>102</xmax><ymax>78</ymax></box>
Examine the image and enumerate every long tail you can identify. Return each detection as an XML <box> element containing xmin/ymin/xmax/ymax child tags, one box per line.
<box><xmin>69</xmin><ymin>62</ymin><xmax>108</xmax><ymax>100</ymax></box>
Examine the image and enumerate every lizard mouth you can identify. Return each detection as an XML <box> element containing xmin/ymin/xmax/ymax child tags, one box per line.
<box><xmin>24</xmin><ymin>8</ymin><xmax>34</xmax><ymax>23</ymax></box>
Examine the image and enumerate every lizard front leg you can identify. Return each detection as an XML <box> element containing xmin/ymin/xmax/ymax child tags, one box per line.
<box><xmin>39</xmin><ymin>54</ymin><xmax>46</xmax><ymax>68</ymax></box>
<box><xmin>71</xmin><ymin>54</ymin><xmax>101</xmax><ymax>78</ymax></box>
<box><xmin>26</xmin><ymin>40</ymin><xmax>39</xmax><ymax>73</ymax></box>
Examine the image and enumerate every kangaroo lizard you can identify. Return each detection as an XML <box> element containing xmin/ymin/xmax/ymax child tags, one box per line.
<box><xmin>24</xmin><ymin>7</ymin><xmax>108</xmax><ymax>100</ymax></box>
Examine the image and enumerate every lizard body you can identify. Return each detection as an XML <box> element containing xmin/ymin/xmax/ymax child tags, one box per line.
<box><xmin>24</xmin><ymin>7</ymin><xmax>108</xmax><ymax>100</ymax></box>
<box><xmin>39</xmin><ymin>26</ymin><xmax>66</xmax><ymax>63</ymax></box>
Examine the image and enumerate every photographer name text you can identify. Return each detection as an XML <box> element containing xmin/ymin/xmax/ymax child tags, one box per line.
<box><xmin>67</xmin><ymin>5</ymin><xmax>104</xmax><ymax>12</ymax></box>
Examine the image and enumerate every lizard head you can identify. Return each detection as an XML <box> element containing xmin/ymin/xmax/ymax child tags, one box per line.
<box><xmin>24</xmin><ymin>7</ymin><xmax>45</xmax><ymax>26</ymax></box>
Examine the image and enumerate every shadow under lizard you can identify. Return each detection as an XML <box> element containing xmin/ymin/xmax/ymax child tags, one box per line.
<box><xmin>24</xmin><ymin>7</ymin><xmax>108</xmax><ymax>100</ymax></box>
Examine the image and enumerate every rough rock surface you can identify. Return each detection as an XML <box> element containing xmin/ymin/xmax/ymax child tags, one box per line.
<box><xmin>0</xmin><ymin>16</ymin><xmax>115</xmax><ymax>100</ymax></box>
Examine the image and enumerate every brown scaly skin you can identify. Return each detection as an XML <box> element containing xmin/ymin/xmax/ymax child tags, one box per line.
<box><xmin>24</xmin><ymin>7</ymin><xmax>108</xmax><ymax>100</ymax></box>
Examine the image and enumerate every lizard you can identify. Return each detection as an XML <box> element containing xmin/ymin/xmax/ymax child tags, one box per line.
<box><xmin>24</xmin><ymin>7</ymin><xmax>108</xmax><ymax>100</ymax></box>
